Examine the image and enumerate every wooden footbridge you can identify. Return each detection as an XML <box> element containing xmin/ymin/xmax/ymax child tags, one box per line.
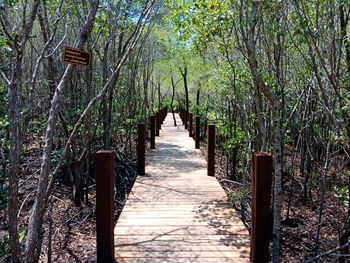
<box><xmin>95</xmin><ymin>109</ymin><xmax>273</xmax><ymax>263</ymax></box>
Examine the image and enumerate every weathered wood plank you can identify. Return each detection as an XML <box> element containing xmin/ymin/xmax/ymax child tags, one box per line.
<box><xmin>114</xmin><ymin>226</ymin><xmax>248</xmax><ymax>235</ymax></box>
<box><xmin>115</xmin><ymin>258</ymin><xmax>249</xmax><ymax>263</ymax></box>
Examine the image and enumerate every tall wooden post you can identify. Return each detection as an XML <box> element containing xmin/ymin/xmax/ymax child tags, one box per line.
<box><xmin>95</xmin><ymin>151</ymin><xmax>115</xmax><ymax>263</ymax></box>
<box><xmin>137</xmin><ymin>124</ymin><xmax>146</xmax><ymax>175</ymax></box>
<box><xmin>189</xmin><ymin>113</ymin><xmax>193</xmax><ymax>137</ymax></box>
<box><xmin>195</xmin><ymin>116</ymin><xmax>200</xmax><ymax>149</ymax></box>
<box><xmin>155</xmin><ymin>112</ymin><xmax>160</xmax><ymax>136</ymax></box>
<box><xmin>150</xmin><ymin>116</ymin><xmax>155</xmax><ymax>149</ymax></box>
<box><xmin>250</xmin><ymin>152</ymin><xmax>272</xmax><ymax>263</ymax></box>
<box><xmin>207</xmin><ymin>124</ymin><xmax>215</xmax><ymax>176</ymax></box>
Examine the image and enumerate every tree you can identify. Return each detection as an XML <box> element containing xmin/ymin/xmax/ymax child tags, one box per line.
<box><xmin>1</xmin><ymin>1</ymin><xmax>40</xmax><ymax>261</ymax></box>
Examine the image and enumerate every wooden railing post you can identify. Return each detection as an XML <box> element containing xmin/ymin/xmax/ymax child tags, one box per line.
<box><xmin>195</xmin><ymin>116</ymin><xmax>200</xmax><ymax>149</ymax></box>
<box><xmin>161</xmin><ymin>108</ymin><xmax>165</xmax><ymax>124</ymax></box>
<box><xmin>251</xmin><ymin>152</ymin><xmax>272</xmax><ymax>263</ymax></box>
<box><xmin>150</xmin><ymin>116</ymin><xmax>155</xmax><ymax>149</ymax></box>
<box><xmin>189</xmin><ymin>112</ymin><xmax>193</xmax><ymax>137</ymax></box>
<box><xmin>95</xmin><ymin>150</ymin><xmax>115</xmax><ymax>263</ymax></box>
<box><xmin>184</xmin><ymin>110</ymin><xmax>188</xmax><ymax>129</ymax></box>
<box><xmin>137</xmin><ymin>123</ymin><xmax>146</xmax><ymax>175</ymax></box>
<box><xmin>155</xmin><ymin>112</ymin><xmax>160</xmax><ymax>136</ymax></box>
<box><xmin>207</xmin><ymin>124</ymin><xmax>215</xmax><ymax>176</ymax></box>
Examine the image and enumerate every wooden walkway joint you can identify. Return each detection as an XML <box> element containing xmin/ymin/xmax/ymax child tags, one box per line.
<box><xmin>114</xmin><ymin>113</ymin><xmax>250</xmax><ymax>262</ymax></box>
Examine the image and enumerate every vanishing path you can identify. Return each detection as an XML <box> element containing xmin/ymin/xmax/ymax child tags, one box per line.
<box><xmin>114</xmin><ymin>113</ymin><xmax>250</xmax><ymax>263</ymax></box>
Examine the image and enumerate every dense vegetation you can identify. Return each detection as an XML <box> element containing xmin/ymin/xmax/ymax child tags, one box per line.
<box><xmin>0</xmin><ymin>0</ymin><xmax>349</xmax><ymax>262</ymax></box>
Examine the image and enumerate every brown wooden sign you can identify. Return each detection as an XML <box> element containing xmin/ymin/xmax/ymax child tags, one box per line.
<box><xmin>63</xmin><ymin>46</ymin><xmax>91</xmax><ymax>67</ymax></box>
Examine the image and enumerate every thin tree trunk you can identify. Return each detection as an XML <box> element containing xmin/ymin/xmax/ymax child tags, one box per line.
<box><xmin>180</xmin><ymin>65</ymin><xmax>189</xmax><ymax>128</ymax></box>
<box><xmin>170</xmin><ymin>74</ymin><xmax>177</xmax><ymax>126</ymax></box>
<box><xmin>2</xmin><ymin>1</ymin><xmax>40</xmax><ymax>261</ymax></box>
<box><xmin>245</xmin><ymin>2</ymin><xmax>283</xmax><ymax>262</ymax></box>
<box><xmin>8</xmin><ymin>51</ymin><xmax>23</xmax><ymax>263</ymax></box>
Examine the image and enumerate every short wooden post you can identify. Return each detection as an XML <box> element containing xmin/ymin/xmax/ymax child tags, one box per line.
<box><xmin>95</xmin><ymin>150</ymin><xmax>115</xmax><ymax>263</ymax></box>
<box><xmin>195</xmin><ymin>116</ymin><xmax>200</xmax><ymax>149</ymax></box>
<box><xmin>184</xmin><ymin>110</ymin><xmax>188</xmax><ymax>129</ymax></box>
<box><xmin>189</xmin><ymin>113</ymin><xmax>193</xmax><ymax>137</ymax></box>
<box><xmin>250</xmin><ymin>152</ymin><xmax>272</xmax><ymax>263</ymax></box>
<box><xmin>150</xmin><ymin>116</ymin><xmax>155</xmax><ymax>149</ymax></box>
<box><xmin>207</xmin><ymin>124</ymin><xmax>215</xmax><ymax>176</ymax></box>
<box><xmin>137</xmin><ymin>123</ymin><xmax>145</xmax><ymax>175</ymax></box>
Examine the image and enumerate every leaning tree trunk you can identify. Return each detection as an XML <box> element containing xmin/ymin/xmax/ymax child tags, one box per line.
<box><xmin>24</xmin><ymin>3</ymin><xmax>100</xmax><ymax>262</ymax></box>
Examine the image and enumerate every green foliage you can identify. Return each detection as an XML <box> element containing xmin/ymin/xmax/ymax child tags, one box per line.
<box><xmin>0</xmin><ymin>235</ymin><xmax>10</xmax><ymax>257</ymax></box>
<box><xmin>306</xmin><ymin>173</ymin><xmax>321</xmax><ymax>191</ymax></box>
<box><xmin>0</xmin><ymin>170</ymin><xmax>8</xmax><ymax>209</ymax></box>
<box><xmin>27</xmin><ymin>119</ymin><xmax>47</xmax><ymax>136</ymax></box>
<box><xmin>222</xmin><ymin>129</ymin><xmax>246</xmax><ymax>150</ymax></box>
<box><xmin>229</xmin><ymin>188</ymin><xmax>249</xmax><ymax>203</ymax></box>
<box><xmin>4</xmin><ymin>0</ymin><xmax>19</xmax><ymax>7</ymax></box>
<box><xmin>0</xmin><ymin>231</ymin><xmax>26</xmax><ymax>258</ymax></box>
<box><xmin>333</xmin><ymin>186</ymin><xmax>349</xmax><ymax>207</ymax></box>
<box><xmin>51</xmin><ymin>149</ymin><xmax>63</xmax><ymax>164</ymax></box>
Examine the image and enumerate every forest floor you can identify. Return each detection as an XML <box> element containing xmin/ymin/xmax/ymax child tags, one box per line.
<box><xmin>0</xmin><ymin>128</ymin><xmax>348</xmax><ymax>262</ymax></box>
<box><xmin>216</xmin><ymin>151</ymin><xmax>348</xmax><ymax>263</ymax></box>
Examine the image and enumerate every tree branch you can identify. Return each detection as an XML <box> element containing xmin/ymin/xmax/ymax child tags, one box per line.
<box><xmin>304</xmin><ymin>240</ymin><xmax>350</xmax><ymax>263</ymax></box>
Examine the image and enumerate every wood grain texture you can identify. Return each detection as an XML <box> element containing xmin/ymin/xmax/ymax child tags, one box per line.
<box><xmin>114</xmin><ymin>113</ymin><xmax>250</xmax><ymax>262</ymax></box>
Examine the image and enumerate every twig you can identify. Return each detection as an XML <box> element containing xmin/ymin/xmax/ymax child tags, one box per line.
<box><xmin>219</xmin><ymin>179</ymin><xmax>244</xmax><ymax>186</ymax></box>
<box><xmin>0</xmin><ymin>69</ymin><xmax>10</xmax><ymax>84</ymax></box>
<box><xmin>17</xmin><ymin>192</ymin><xmax>34</xmax><ymax>218</ymax></box>
<box><xmin>304</xmin><ymin>240</ymin><xmax>350</xmax><ymax>263</ymax></box>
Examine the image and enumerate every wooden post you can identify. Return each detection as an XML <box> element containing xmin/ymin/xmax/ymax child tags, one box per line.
<box><xmin>189</xmin><ymin>113</ymin><xmax>193</xmax><ymax>137</ymax></box>
<box><xmin>250</xmin><ymin>152</ymin><xmax>272</xmax><ymax>263</ymax></box>
<box><xmin>155</xmin><ymin>112</ymin><xmax>160</xmax><ymax>136</ymax></box>
<box><xmin>207</xmin><ymin>124</ymin><xmax>215</xmax><ymax>176</ymax></box>
<box><xmin>195</xmin><ymin>116</ymin><xmax>200</xmax><ymax>149</ymax></box>
<box><xmin>137</xmin><ymin>124</ymin><xmax>146</xmax><ymax>175</ymax></box>
<box><xmin>161</xmin><ymin>108</ymin><xmax>164</xmax><ymax>124</ymax></box>
<box><xmin>181</xmin><ymin>108</ymin><xmax>185</xmax><ymax>125</ymax></box>
<box><xmin>150</xmin><ymin>116</ymin><xmax>155</xmax><ymax>149</ymax></box>
<box><xmin>95</xmin><ymin>151</ymin><xmax>115</xmax><ymax>263</ymax></box>
<box><xmin>184</xmin><ymin>110</ymin><xmax>188</xmax><ymax>129</ymax></box>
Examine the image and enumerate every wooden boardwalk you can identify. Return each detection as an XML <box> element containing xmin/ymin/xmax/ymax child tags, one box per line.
<box><xmin>114</xmin><ymin>113</ymin><xmax>250</xmax><ymax>263</ymax></box>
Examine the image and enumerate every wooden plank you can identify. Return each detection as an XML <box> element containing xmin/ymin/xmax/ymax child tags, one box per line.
<box><xmin>116</xmin><ymin>245</ymin><xmax>248</xmax><ymax>252</ymax></box>
<box><xmin>115</xmin><ymin>251</ymin><xmax>249</xmax><ymax>258</ymax></box>
<box><xmin>115</xmin><ymin>258</ymin><xmax>249</xmax><ymax>263</ymax></box>
<box><xmin>114</xmin><ymin>226</ymin><xmax>248</xmax><ymax>235</ymax></box>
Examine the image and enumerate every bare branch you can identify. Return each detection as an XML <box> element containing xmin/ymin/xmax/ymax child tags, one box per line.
<box><xmin>304</xmin><ymin>240</ymin><xmax>350</xmax><ymax>263</ymax></box>
<box><xmin>0</xmin><ymin>69</ymin><xmax>10</xmax><ymax>85</ymax></box>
